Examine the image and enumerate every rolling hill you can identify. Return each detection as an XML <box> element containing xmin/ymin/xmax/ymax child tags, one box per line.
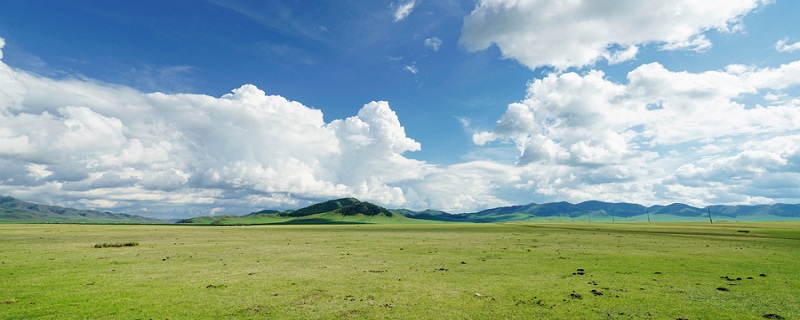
<box><xmin>177</xmin><ymin>198</ymin><xmax>411</xmax><ymax>225</ymax></box>
<box><xmin>0</xmin><ymin>196</ymin><xmax>165</xmax><ymax>224</ymax></box>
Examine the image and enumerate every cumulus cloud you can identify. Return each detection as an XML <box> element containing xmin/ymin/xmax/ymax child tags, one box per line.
<box><xmin>460</xmin><ymin>0</ymin><xmax>767</xmax><ymax>70</ymax></box>
<box><xmin>475</xmin><ymin>61</ymin><xmax>800</xmax><ymax>205</ymax></box>
<box><xmin>424</xmin><ymin>37</ymin><xmax>442</xmax><ymax>51</ymax></box>
<box><xmin>775</xmin><ymin>38</ymin><xmax>800</xmax><ymax>52</ymax></box>
<box><xmin>393</xmin><ymin>0</ymin><xmax>416</xmax><ymax>22</ymax></box>
<box><xmin>0</xmin><ymin>37</ymin><xmax>523</xmax><ymax>214</ymax></box>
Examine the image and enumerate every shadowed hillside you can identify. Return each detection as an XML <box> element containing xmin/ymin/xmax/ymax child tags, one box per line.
<box><xmin>281</xmin><ymin>198</ymin><xmax>361</xmax><ymax>217</ymax></box>
<box><xmin>178</xmin><ymin>198</ymin><xmax>405</xmax><ymax>225</ymax></box>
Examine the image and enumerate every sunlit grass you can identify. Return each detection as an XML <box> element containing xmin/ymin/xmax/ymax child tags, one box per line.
<box><xmin>1</xmin><ymin>222</ymin><xmax>798</xmax><ymax>319</ymax></box>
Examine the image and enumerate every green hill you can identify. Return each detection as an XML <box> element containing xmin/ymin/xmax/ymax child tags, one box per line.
<box><xmin>0</xmin><ymin>196</ymin><xmax>165</xmax><ymax>224</ymax></box>
<box><xmin>175</xmin><ymin>215</ymin><xmax>241</xmax><ymax>225</ymax></box>
<box><xmin>177</xmin><ymin>198</ymin><xmax>421</xmax><ymax>225</ymax></box>
<box><xmin>281</xmin><ymin>198</ymin><xmax>361</xmax><ymax>217</ymax></box>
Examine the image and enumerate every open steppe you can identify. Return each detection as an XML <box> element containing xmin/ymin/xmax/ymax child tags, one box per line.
<box><xmin>1</xmin><ymin>222</ymin><xmax>798</xmax><ymax>319</ymax></box>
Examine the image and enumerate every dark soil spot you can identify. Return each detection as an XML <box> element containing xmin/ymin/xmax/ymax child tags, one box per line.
<box><xmin>763</xmin><ymin>314</ymin><xmax>784</xmax><ymax>319</ymax></box>
<box><xmin>206</xmin><ymin>284</ymin><xmax>226</xmax><ymax>289</ymax></box>
<box><xmin>436</xmin><ymin>268</ymin><xmax>449</xmax><ymax>272</ymax></box>
<box><xmin>569</xmin><ymin>293</ymin><xmax>582</xmax><ymax>300</ymax></box>
<box><xmin>759</xmin><ymin>274</ymin><xmax>767</xmax><ymax>277</ymax></box>
<box><xmin>654</xmin><ymin>271</ymin><xmax>662</xmax><ymax>274</ymax></box>
<box><xmin>716</xmin><ymin>287</ymin><xmax>729</xmax><ymax>291</ymax></box>
<box><xmin>591</xmin><ymin>289</ymin><xmax>603</xmax><ymax>296</ymax></box>
<box><xmin>461</xmin><ymin>261</ymin><xmax>467</xmax><ymax>264</ymax></box>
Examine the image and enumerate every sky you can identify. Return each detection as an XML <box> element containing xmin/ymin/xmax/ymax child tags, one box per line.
<box><xmin>1</xmin><ymin>0</ymin><xmax>800</xmax><ymax>218</ymax></box>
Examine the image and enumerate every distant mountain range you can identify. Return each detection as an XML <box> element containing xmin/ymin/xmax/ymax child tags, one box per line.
<box><xmin>398</xmin><ymin>200</ymin><xmax>800</xmax><ymax>223</ymax></box>
<box><xmin>2</xmin><ymin>195</ymin><xmax>799</xmax><ymax>224</ymax></box>
<box><xmin>0</xmin><ymin>196</ymin><xmax>165</xmax><ymax>224</ymax></box>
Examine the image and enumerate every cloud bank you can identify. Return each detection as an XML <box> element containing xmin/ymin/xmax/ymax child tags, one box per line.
<box><xmin>0</xmin><ymin>36</ymin><xmax>522</xmax><ymax>215</ymax></box>
<box><xmin>475</xmin><ymin>62</ymin><xmax>800</xmax><ymax>206</ymax></box>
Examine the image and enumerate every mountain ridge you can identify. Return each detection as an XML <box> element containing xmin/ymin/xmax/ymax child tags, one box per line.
<box><xmin>401</xmin><ymin>201</ymin><xmax>800</xmax><ymax>222</ymax></box>
<box><xmin>3</xmin><ymin>195</ymin><xmax>799</xmax><ymax>224</ymax></box>
<box><xmin>0</xmin><ymin>196</ymin><xmax>165</xmax><ymax>224</ymax></box>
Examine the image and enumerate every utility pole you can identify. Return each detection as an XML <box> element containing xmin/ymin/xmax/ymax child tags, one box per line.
<box><xmin>707</xmin><ymin>207</ymin><xmax>713</xmax><ymax>224</ymax></box>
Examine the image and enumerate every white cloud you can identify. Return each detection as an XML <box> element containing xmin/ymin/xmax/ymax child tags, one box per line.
<box><xmin>603</xmin><ymin>45</ymin><xmax>639</xmax><ymax>65</ymax></box>
<box><xmin>393</xmin><ymin>0</ymin><xmax>416</xmax><ymax>22</ymax></box>
<box><xmin>460</xmin><ymin>0</ymin><xmax>768</xmax><ymax>70</ymax></box>
<box><xmin>424</xmin><ymin>37</ymin><xmax>442</xmax><ymax>51</ymax></box>
<box><xmin>660</xmin><ymin>34</ymin><xmax>712</xmax><ymax>52</ymax></box>
<box><xmin>405</xmin><ymin>64</ymin><xmax>418</xmax><ymax>74</ymax></box>
<box><xmin>0</xmin><ymin>36</ymin><xmax>534</xmax><ymax>214</ymax></box>
<box><xmin>405</xmin><ymin>161</ymin><xmax>521</xmax><ymax>212</ymax></box>
<box><xmin>475</xmin><ymin>61</ymin><xmax>800</xmax><ymax>205</ymax></box>
<box><xmin>4</xmin><ymin>25</ymin><xmax>800</xmax><ymax>215</ymax></box>
<box><xmin>775</xmin><ymin>38</ymin><xmax>800</xmax><ymax>52</ymax></box>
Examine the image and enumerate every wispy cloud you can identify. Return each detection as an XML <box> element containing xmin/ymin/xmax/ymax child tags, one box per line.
<box><xmin>775</xmin><ymin>38</ymin><xmax>800</xmax><ymax>52</ymax></box>
<box><xmin>206</xmin><ymin>0</ymin><xmax>327</xmax><ymax>42</ymax></box>
<box><xmin>424</xmin><ymin>37</ymin><xmax>442</xmax><ymax>51</ymax></box>
<box><xmin>393</xmin><ymin>0</ymin><xmax>416</xmax><ymax>22</ymax></box>
<box><xmin>405</xmin><ymin>64</ymin><xmax>418</xmax><ymax>74</ymax></box>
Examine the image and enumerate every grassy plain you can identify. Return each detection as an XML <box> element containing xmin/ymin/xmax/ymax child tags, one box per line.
<box><xmin>1</xmin><ymin>222</ymin><xmax>798</xmax><ymax>319</ymax></box>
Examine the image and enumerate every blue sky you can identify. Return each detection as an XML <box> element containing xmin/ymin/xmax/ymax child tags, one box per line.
<box><xmin>1</xmin><ymin>0</ymin><xmax>800</xmax><ymax>218</ymax></box>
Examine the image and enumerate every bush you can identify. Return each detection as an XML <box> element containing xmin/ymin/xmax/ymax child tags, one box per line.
<box><xmin>94</xmin><ymin>242</ymin><xmax>139</xmax><ymax>248</ymax></box>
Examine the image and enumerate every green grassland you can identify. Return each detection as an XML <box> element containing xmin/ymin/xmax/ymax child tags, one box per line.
<box><xmin>1</xmin><ymin>222</ymin><xmax>798</xmax><ymax>319</ymax></box>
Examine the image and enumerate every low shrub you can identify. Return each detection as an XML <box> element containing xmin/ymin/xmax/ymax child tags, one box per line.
<box><xmin>94</xmin><ymin>242</ymin><xmax>139</xmax><ymax>248</ymax></box>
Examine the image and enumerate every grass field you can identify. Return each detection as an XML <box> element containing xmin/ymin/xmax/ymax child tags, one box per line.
<box><xmin>1</xmin><ymin>222</ymin><xmax>798</xmax><ymax>319</ymax></box>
